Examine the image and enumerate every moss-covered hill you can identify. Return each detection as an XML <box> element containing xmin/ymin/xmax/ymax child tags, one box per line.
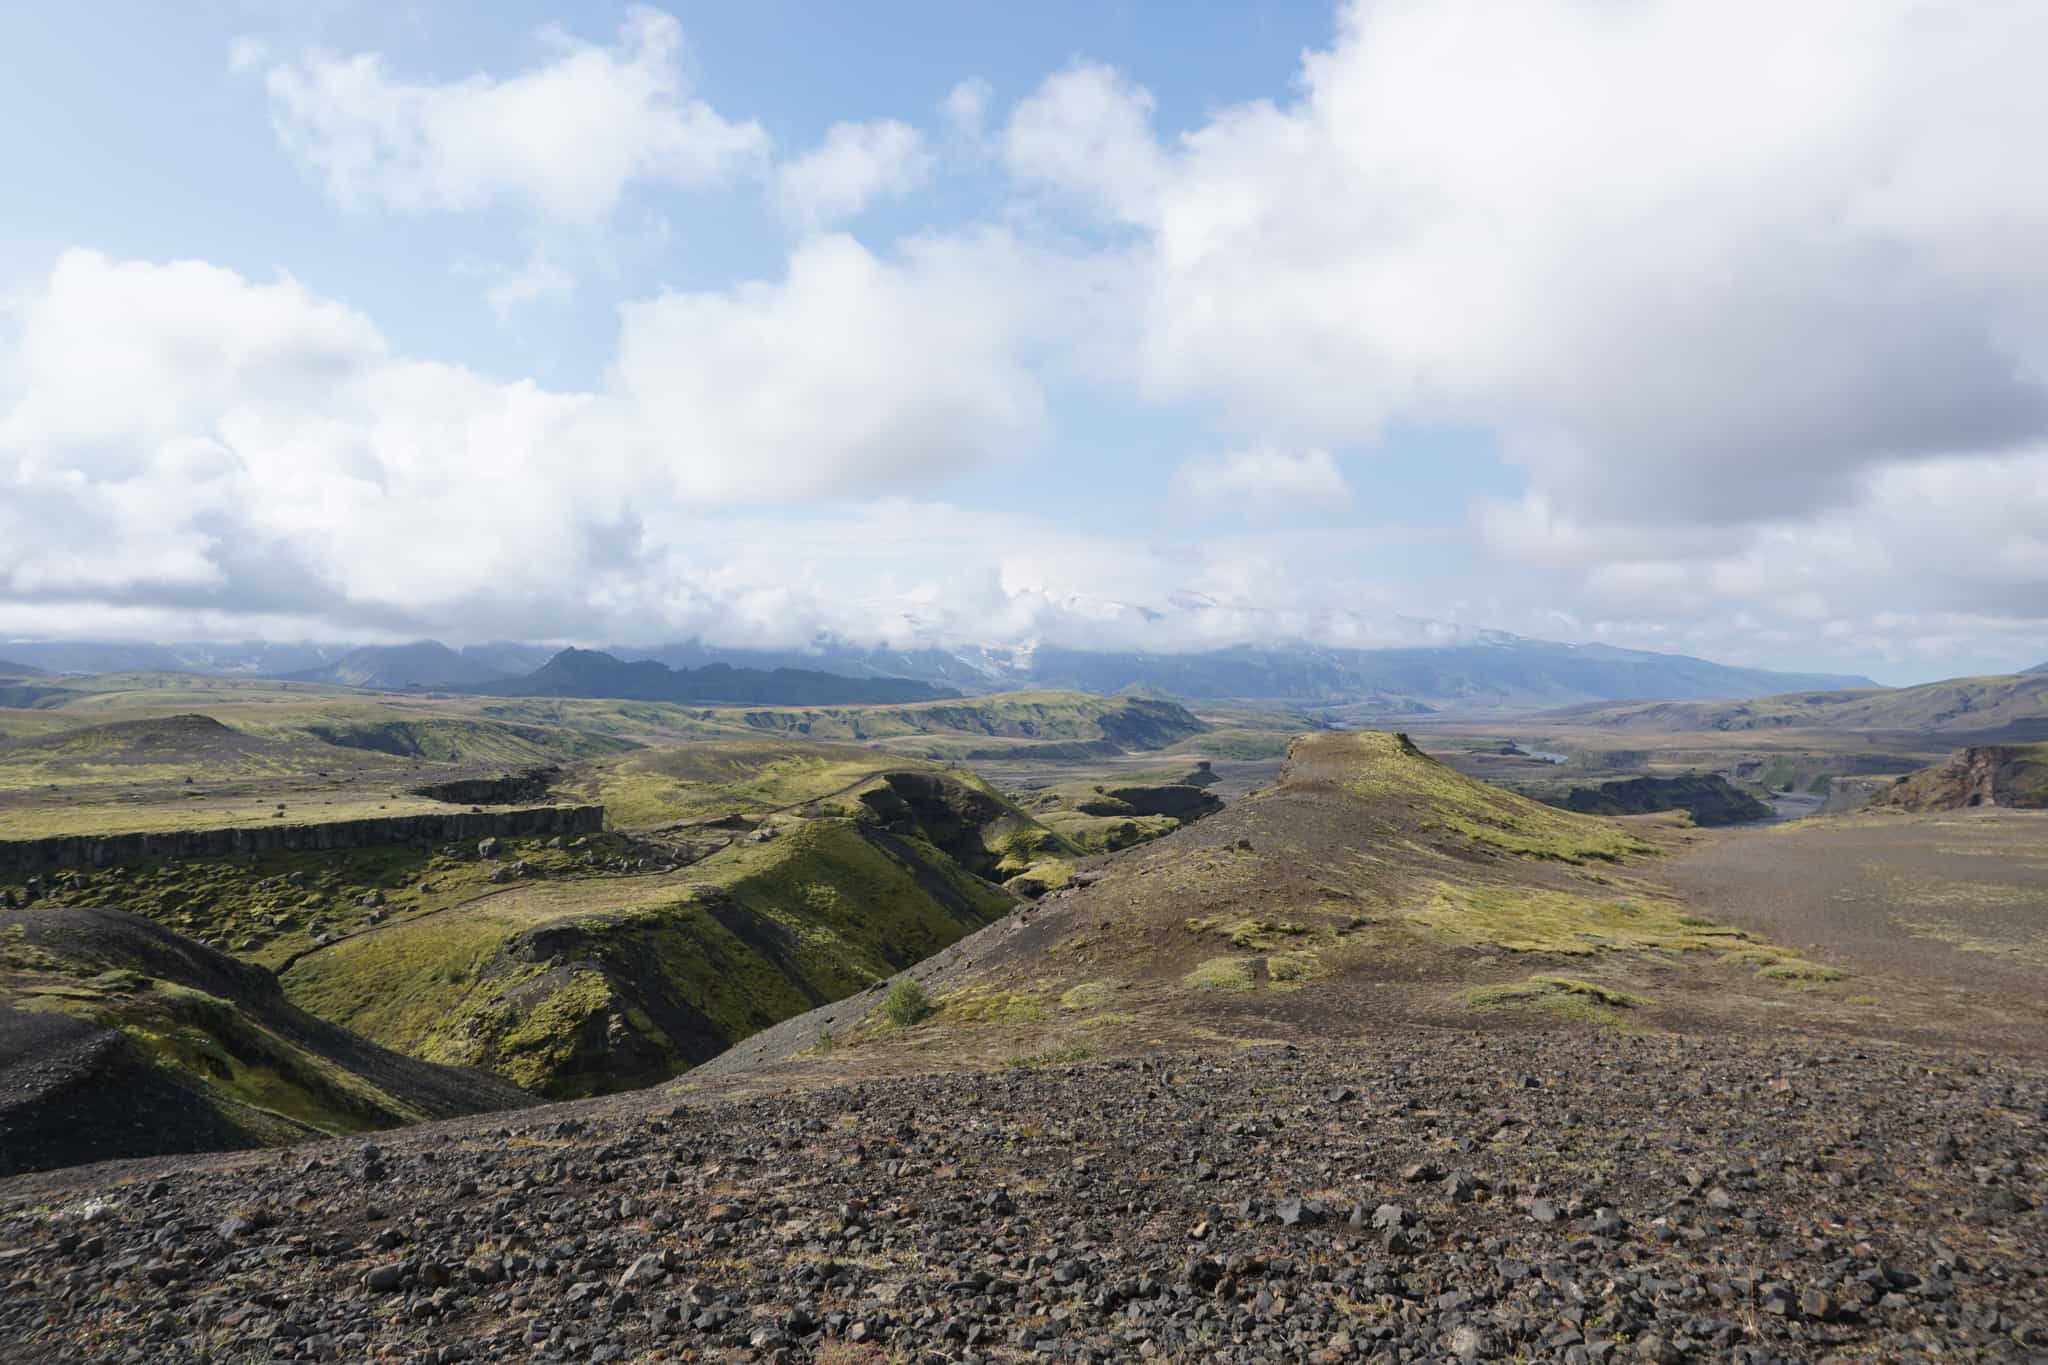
<box><xmin>725</xmin><ymin>691</ymin><xmax>1207</xmax><ymax>758</ymax></box>
<box><xmin>1546</xmin><ymin>672</ymin><xmax>2048</xmax><ymax>737</ymax></box>
<box><xmin>697</xmin><ymin>731</ymin><xmax>1868</xmax><ymax>1081</ymax></box>
<box><xmin>279</xmin><ymin>815</ymin><xmax>1021</xmax><ymax>1098</ymax></box>
<box><xmin>0</xmin><ymin>904</ymin><xmax>530</xmax><ymax>1175</ymax></box>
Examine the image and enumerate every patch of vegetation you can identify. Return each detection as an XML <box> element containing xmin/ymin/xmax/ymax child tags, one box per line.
<box><xmin>18</xmin><ymin>835</ymin><xmax>617</xmax><ymax>970</ymax></box>
<box><xmin>1058</xmin><ymin>980</ymin><xmax>1116</xmax><ymax>1011</ymax></box>
<box><xmin>1183</xmin><ymin>956</ymin><xmax>1257</xmax><ymax>992</ymax></box>
<box><xmin>882</xmin><ymin>979</ymin><xmax>936</xmax><ymax>1027</ymax></box>
<box><xmin>1454</xmin><ymin>975</ymin><xmax>1648</xmax><ymax>1028</ymax></box>
<box><xmin>283</xmin><ymin>817</ymin><xmax>1013</xmax><ymax>1095</ymax></box>
<box><xmin>936</xmin><ymin>985</ymin><xmax>1047</xmax><ymax>1024</ymax></box>
<box><xmin>1185</xmin><ymin>915</ymin><xmax>1310</xmax><ymax>950</ymax></box>
<box><xmin>1007</xmin><ymin>1041</ymin><xmax>1094</xmax><ymax>1068</ymax></box>
<box><xmin>1004</xmin><ymin>858</ymin><xmax>1075</xmax><ymax>898</ymax></box>
<box><xmin>299</xmin><ymin>717</ymin><xmax>636</xmax><ymax>765</ymax></box>
<box><xmin>1409</xmin><ymin>883</ymin><xmax>1751</xmax><ymax>955</ymax></box>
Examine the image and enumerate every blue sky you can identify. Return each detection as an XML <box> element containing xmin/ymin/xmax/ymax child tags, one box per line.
<box><xmin>3</xmin><ymin>1</ymin><xmax>2046</xmax><ymax>683</ymax></box>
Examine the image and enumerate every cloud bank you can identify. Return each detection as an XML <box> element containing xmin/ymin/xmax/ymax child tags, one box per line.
<box><xmin>7</xmin><ymin>0</ymin><xmax>2048</xmax><ymax>678</ymax></box>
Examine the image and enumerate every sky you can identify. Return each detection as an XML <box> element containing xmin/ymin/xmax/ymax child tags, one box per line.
<box><xmin>2</xmin><ymin>1</ymin><xmax>2045</xmax><ymax>685</ymax></box>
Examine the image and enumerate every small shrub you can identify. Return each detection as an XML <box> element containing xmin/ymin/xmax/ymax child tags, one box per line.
<box><xmin>881</xmin><ymin>979</ymin><xmax>934</xmax><ymax>1027</ymax></box>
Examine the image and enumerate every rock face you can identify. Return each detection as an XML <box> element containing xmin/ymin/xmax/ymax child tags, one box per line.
<box><xmin>1546</xmin><ymin>773</ymin><xmax>1772</xmax><ymax>826</ymax></box>
<box><xmin>0</xmin><ymin>805</ymin><xmax>604</xmax><ymax>875</ymax></box>
<box><xmin>409</xmin><ymin>767</ymin><xmax>562</xmax><ymax>806</ymax></box>
<box><xmin>1880</xmin><ymin>745</ymin><xmax>2048</xmax><ymax>811</ymax></box>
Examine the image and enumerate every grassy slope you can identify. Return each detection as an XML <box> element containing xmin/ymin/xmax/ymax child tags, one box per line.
<box><xmin>282</xmin><ymin>817</ymin><xmax>1015</xmax><ymax>1097</ymax></box>
<box><xmin>1548</xmin><ymin>673</ymin><xmax>2048</xmax><ymax>735</ymax></box>
<box><xmin>709</xmin><ymin>730</ymin><xmax>1861</xmax><ymax>1078</ymax></box>
<box><xmin>2</xmin><ymin>907</ymin><xmax>527</xmax><ymax>1143</ymax></box>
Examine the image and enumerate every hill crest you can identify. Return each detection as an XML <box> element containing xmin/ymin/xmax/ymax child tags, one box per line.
<box><xmin>477</xmin><ymin>648</ymin><xmax>959</xmax><ymax>706</ymax></box>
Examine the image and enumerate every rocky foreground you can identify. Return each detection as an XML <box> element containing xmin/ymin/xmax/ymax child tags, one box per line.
<box><xmin>2</xmin><ymin>1030</ymin><xmax>2044</xmax><ymax>1364</ymax></box>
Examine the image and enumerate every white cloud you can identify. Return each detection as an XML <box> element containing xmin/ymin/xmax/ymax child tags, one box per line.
<box><xmin>772</xmin><ymin>119</ymin><xmax>934</xmax><ymax>228</ymax></box>
<box><xmin>0</xmin><ymin>243</ymin><xmax>1054</xmax><ymax>639</ymax></box>
<box><xmin>255</xmin><ymin>7</ymin><xmax>769</xmax><ymax>226</ymax></box>
<box><xmin>942</xmin><ymin>78</ymin><xmax>992</xmax><ymax>142</ymax></box>
<box><xmin>1003</xmin><ymin>63</ymin><xmax>1164</xmax><ymax>224</ymax></box>
<box><xmin>1170</xmin><ymin>447</ymin><xmax>1349</xmax><ymax>518</ymax></box>
<box><xmin>1004</xmin><ymin>0</ymin><xmax>2048</xmax><ymax>526</ymax></box>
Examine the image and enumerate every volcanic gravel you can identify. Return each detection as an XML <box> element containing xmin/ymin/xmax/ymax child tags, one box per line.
<box><xmin>2</xmin><ymin>1029</ymin><xmax>2044</xmax><ymax>1364</ymax></box>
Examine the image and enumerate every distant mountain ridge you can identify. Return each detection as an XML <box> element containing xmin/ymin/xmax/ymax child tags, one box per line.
<box><xmin>285</xmin><ymin>641</ymin><xmax>523</xmax><ymax>690</ymax></box>
<box><xmin>0</xmin><ymin>634</ymin><xmax>1877</xmax><ymax>710</ymax></box>
<box><xmin>1544</xmin><ymin>673</ymin><xmax>2048</xmax><ymax>738</ymax></box>
<box><xmin>474</xmin><ymin>648</ymin><xmax>960</xmax><ymax>705</ymax></box>
<box><xmin>609</xmin><ymin>636</ymin><xmax>1874</xmax><ymax>707</ymax></box>
<box><xmin>2027</xmin><ymin>661</ymin><xmax>2048</xmax><ymax>675</ymax></box>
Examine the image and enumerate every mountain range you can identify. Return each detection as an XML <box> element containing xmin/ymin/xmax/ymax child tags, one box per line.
<box><xmin>472</xmin><ymin>648</ymin><xmax>958</xmax><ymax>705</ymax></box>
<box><xmin>1</xmin><ymin>633</ymin><xmax>1887</xmax><ymax>710</ymax></box>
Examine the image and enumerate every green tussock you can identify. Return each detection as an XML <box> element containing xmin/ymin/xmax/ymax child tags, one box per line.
<box><xmin>1058</xmin><ymin>980</ymin><xmax>1117</xmax><ymax>1011</ymax></box>
<box><xmin>1183</xmin><ymin>956</ymin><xmax>1257</xmax><ymax>992</ymax></box>
<box><xmin>1007</xmin><ymin>1042</ymin><xmax>1094</xmax><ymax>1069</ymax></box>
<box><xmin>1454</xmin><ymin>975</ymin><xmax>1649</xmax><ymax>1029</ymax></box>
<box><xmin>1185</xmin><ymin>916</ymin><xmax>1310</xmax><ymax>950</ymax></box>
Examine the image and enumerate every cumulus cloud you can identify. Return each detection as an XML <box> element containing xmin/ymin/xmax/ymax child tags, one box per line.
<box><xmin>773</xmin><ymin>120</ymin><xmax>934</xmax><ymax>228</ymax></box>
<box><xmin>1170</xmin><ymin>448</ymin><xmax>1349</xmax><ymax>518</ymax></box>
<box><xmin>977</xmin><ymin>0</ymin><xmax>2048</xmax><ymax>670</ymax></box>
<box><xmin>1007</xmin><ymin>0</ymin><xmax>2048</xmax><ymax>524</ymax></box>
<box><xmin>255</xmin><ymin>7</ymin><xmax>769</xmax><ymax>226</ymax></box>
<box><xmin>1004</xmin><ymin>63</ymin><xmax>1165</xmax><ymax>224</ymax></box>
<box><xmin>15</xmin><ymin>2</ymin><xmax>2048</xmax><ymax>677</ymax></box>
<box><xmin>0</xmin><ymin>243</ymin><xmax>1058</xmax><ymax>639</ymax></box>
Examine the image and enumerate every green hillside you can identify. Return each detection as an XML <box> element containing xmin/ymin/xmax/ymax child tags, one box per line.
<box><xmin>1</xmin><ymin>904</ymin><xmax>529</xmax><ymax>1174</ymax></box>
<box><xmin>1546</xmin><ymin>673</ymin><xmax>2048</xmax><ymax>736</ymax></box>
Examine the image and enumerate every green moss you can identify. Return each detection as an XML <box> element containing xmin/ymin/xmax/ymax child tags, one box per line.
<box><xmin>1267</xmin><ymin>951</ymin><xmax>1323</xmax><ymax>984</ymax></box>
<box><xmin>1295</xmin><ymin>731</ymin><xmax>1654</xmax><ymax>865</ymax></box>
<box><xmin>40</xmin><ymin>980</ymin><xmax>418</xmax><ymax>1135</ymax></box>
<box><xmin>1755</xmin><ymin>960</ymin><xmax>1850</xmax><ymax>985</ymax></box>
<box><xmin>1058</xmin><ymin>980</ymin><xmax>1116</xmax><ymax>1011</ymax></box>
<box><xmin>1409</xmin><ymin>883</ymin><xmax>1753</xmax><ymax>955</ymax></box>
<box><xmin>1004</xmin><ymin>858</ymin><xmax>1074</xmax><ymax>897</ymax></box>
<box><xmin>483</xmin><ymin>970</ymin><xmax>620</xmax><ymax>1093</ymax></box>
<box><xmin>1454</xmin><ymin>975</ymin><xmax>1649</xmax><ymax>1028</ymax></box>
<box><xmin>1186</xmin><ymin>916</ymin><xmax>1310</xmax><ymax>950</ymax></box>
<box><xmin>1007</xmin><ymin>1042</ymin><xmax>1093</xmax><ymax>1068</ymax></box>
<box><xmin>937</xmin><ymin>985</ymin><xmax>1047</xmax><ymax>1024</ymax></box>
<box><xmin>282</xmin><ymin>816</ymin><xmax>1013</xmax><ymax>1095</ymax></box>
<box><xmin>1183</xmin><ymin>956</ymin><xmax>1257</xmax><ymax>992</ymax></box>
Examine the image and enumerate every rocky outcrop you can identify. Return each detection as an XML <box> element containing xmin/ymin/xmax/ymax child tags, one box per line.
<box><xmin>1880</xmin><ymin>744</ymin><xmax>2048</xmax><ymax>811</ymax></box>
<box><xmin>409</xmin><ymin>767</ymin><xmax>560</xmax><ymax>806</ymax></box>
<box><xmin>1546</xmin><ymin>773</ymin><xmax>1771</xmax><ymax>826</ymax></box>
<box><xmin>0</xmin><ymin>805</ymin><xmax>603</xmax><ymax>875</ymax></box>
